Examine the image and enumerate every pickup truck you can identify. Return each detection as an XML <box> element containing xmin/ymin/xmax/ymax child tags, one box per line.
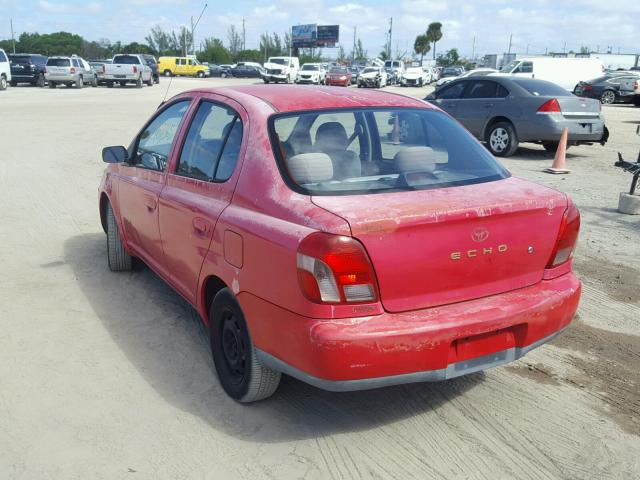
<box><xmin>103</xmin><ymin>54</ymin><xmax>153</xmax><ymax>88</ymax></box>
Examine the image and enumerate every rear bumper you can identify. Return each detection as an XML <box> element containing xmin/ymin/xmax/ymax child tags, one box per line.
<box><xmin>520</xmin><ymin>114</ymin><xmax>607</xmax><ymax>143</ymax></box>
<box><xmin>45</xmin><ymin>74</ymin><xmax>78</xmax><ymax>82</ymax></box>
<box><xmin>240</xmin><ymin>272</ymin><xmax>581</xmax><ymax>391</ymax></box>
<box><xmin>326</xmin><ymin>79</ymin><xmax>349</xmax><ymax>86</ymax></box>
<box><xmin>10</xmin><ymin>74</ymin><xmax>39</xmax><ymax>82</ymax></box>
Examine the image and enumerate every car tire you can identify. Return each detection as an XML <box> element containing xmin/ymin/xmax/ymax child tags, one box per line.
<box><xmin>164</xmin><ymin>70</ymin><xmax>172</xmax><ymax>77</ymax></box>
<box><xmin>10</xmin><ymin>80</ymin><xmax>17</xmax><ymax>87</ymax></box>
<box><xmin>542</xmin><ymin>142</ymin><xmax>571</xmax><ymax>153</ymax></box>
<box><xmin>487</xmin><ymin>121</ymin><xmax>519</xmax><ymax>157</ymax></box>
<box><xmin>106</xmin><ymin>202</ymin><xmax>132</xmax><ymax>272</ymax></box>
<box><xmin>209</xmin><ymin>288</ymin><xmax>281</xmax><ymax>403</ymax></box>
<box><xmin>633</xmin><ymin>96</ymin><xmax>640</xmax><ymax>107</ymax></box>
<box><xmin>197</xmin><ymin>71</ymin><xmax>204</xmax><ymax>78</ymax></box>
<box><xmin>154</xmin><ymin>76</ymin><xmax>159</xmax><ymax>84</ymax></box>
<box><xmin>48</xmin><ymin>81</ymin><xmax>56</xmax><ymax>89</ymax></box>
<box><xmin>75</xmin><ymin>76</ymin><xmax>83</xmax><ymax>89</ymax></box>
<box><xmin>136</xmin><ymin>76</ymin><xmax>143</xmax><ymax>88</ymax></box>
<box><xmin>263</xmin><ymin>78</ymin><xmax>269</xmax><ymax>84</ymax></box>
<box><xmin>37</xmin><ymin>74</ymin><xmax>46</xmax><ymax>88</ymax></box>
<box><xmin>0</xmin><ymin>75</ymin><xmax>6</xmax><ymax>90</ymax></box>
<box><xmin>120</xmin><ymin>81</ymin><xmax>127</xmax><ymax>87</ymax></box>
<box><xmin>92</xmin><ymin>76</ymin><xmax>98</xmax><ymax>87</ymax></box>
<box><xmin>146</xmin><ymin>77</ymin><xmax>153</xmax><ymax>86</ymax></box>
<box><xmin>107</xmin><ymin>82</ymin><xmax>114</xmax><ymax>88</ymax></box>
<box><xmin>600</xmin><ymin>90</ymin><xmax>616</xmax><ymax>104</ymax></box>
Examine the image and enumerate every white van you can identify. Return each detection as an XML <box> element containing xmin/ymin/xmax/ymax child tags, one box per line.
<box><xmin>0</xmin><ymin>48</ymin><xmax>11</xmax><ymax>90</ymax></box>
<box><xmin>496</xmin><ymin>57</ymin><xmax>604</xmax><ymax>91</ymax></box>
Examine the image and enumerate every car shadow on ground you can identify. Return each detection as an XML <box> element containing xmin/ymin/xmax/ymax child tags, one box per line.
<box><xmin>64</xmin><ymin>232</ymin><xmax>483</xmax><ymax>442</ymax></box>
<box><xmin>509</xmin><ymin>145</ymin><xmax>587</xmax><ymax>161</ymax></box>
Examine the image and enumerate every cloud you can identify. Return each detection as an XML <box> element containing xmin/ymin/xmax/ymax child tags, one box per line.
<box><xmin>39</xmin><ymin>0</ymin><xmax>102</xmax><ymax>14</ymax></box>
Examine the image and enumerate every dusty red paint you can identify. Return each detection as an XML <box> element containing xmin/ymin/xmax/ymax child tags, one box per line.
<box><xmin>99</xmin><ymin>85</ymin><xmax>581</xmax><ymax>387</ymax></box>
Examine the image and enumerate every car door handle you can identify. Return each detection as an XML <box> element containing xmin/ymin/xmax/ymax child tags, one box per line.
<box><xmin>145</xmin><ymin>196</ymin><xmax>157</xmax><ymax>212</ymax></box>
<box><xmin>193</xmin><ymin>218</ymin><xmax>211</xmax><ymax>237</ymax></box>
<box><xmin>483</xmin><ymin>103</ymin><xmax>494</xmax><ymax>108</ymax></box>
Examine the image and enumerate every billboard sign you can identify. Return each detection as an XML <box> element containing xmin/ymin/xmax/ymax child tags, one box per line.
<box><xmin>316</xmin><ymin>25</ymin><xmax>339</xmax><ymax>47</ymax></box>
<box><xmin>292</xmin><ymin>24</ymin><xmax>317</xmax><ymax>48</ymax></box>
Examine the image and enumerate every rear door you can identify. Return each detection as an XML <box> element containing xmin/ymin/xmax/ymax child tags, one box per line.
<box><xmin>117</xmin><ymin>99</ymin><xmax>192</xmax><ymax>269</ymax></box>
<box><xmin>158</xmin><ymin>97</ymin><xmax>246</xmax><ymax>302</ymax></box>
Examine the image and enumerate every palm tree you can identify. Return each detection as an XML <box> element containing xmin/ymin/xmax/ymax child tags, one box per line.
<box><xmin>426</xmin><ymin>22</ymin><xmax>443</xmax><ymax>60</ymax></box>
<box><xmin>414</xmin><ymin>34</ymin><xmax>430</xmax><ymax>63</ymax></box>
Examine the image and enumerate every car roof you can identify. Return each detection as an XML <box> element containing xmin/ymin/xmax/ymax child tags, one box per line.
<box><xmin>186</xmin><ymin>85</ymin><xmax>433</xmax><ymax>113</ymax></box>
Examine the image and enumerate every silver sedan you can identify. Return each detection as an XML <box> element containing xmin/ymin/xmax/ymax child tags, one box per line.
<box><xmin>426</xmin><ymin>76</ymin><xmax>607</xmax><ymax>156</ymax></box>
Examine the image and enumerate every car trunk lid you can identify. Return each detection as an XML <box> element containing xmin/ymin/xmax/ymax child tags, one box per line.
<box><xmin>556</xmin><ymin>96</ymin><xmax>601</xmax><ymax>120</ymax></box>
<box><xmin>312</xmin><ymin>177</ymin><xmax>567</xmax><ymax>313</ymax></box>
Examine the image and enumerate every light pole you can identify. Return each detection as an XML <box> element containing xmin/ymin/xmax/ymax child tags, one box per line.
<box><xmin>191</xmin><ymin>3</ymin><xmax>208</xmax><ymax>57</ymax></box>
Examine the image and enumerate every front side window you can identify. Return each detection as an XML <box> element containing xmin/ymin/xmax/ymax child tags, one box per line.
<box><xmin>177</xmin><ymin>102</ymin><xmax>243</xmax><ymax>181</ymax></box>
<box><xmin>438</xmin><ymin>82</ymin><xmax>465</xmax><ymax>99</ymax></box>
<box><xmin>520</xmin><ymin>62</ymin><xmax>533</xmax><ymax>73</ymax></box>
<box><xmin>134</xmin><ymin>100</ymin><xmax>190</xmax><ymax>171</ymax></box>
<box><xmin>271</xmin><ymin>108</ymin><xmax>508</xmax><ymax>195</ymax></box>
<box><xmin>0</xmin><ymin>51</ymin><xmax>7</xmax><ymax>62</ymax></box>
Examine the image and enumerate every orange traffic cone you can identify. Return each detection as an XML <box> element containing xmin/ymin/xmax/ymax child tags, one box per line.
<box><xmin>544</xmin><ymin>128</ymin><xmax>570</xmax><ymax>174</ymax></box>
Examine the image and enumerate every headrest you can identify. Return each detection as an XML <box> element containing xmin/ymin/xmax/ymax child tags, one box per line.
<box><xmin>394</xmin><ymin>147</ymin><xmax>437</xmax><ymax>173</ymax></box>
<box><xmin>315</xmin><ymin>122</ymin><xmax>348</xmax><ymax>150</ymax></box>
<box><xmin>287</xmin><ymin>153</ymin><xmax>334</xmax><ymax>184</ymax></box>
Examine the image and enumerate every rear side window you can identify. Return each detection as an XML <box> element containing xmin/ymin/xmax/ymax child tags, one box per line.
<box><xmin>514</xmin><ymin>79</ymin><xmax>572</xmax><ymax>96</ymax></box>
<box><xmin>72</xmin><ymin>59</ymin><xmax>80</xmax><ymax>67</ymax></box>
<box><xmin>271</xmin><ymin>108</ymin><xmax>509</xmax><ymax>195</ymax></box>
<box><xmin>0</xmin><ymin>51</ymin><xmax>7</xmax><ymax>62</ymax></box>
<box><xmin>47</xmin><ymin>58</ymin><xmax>70</xmax><ymax>67</ymax></box>
<box><xmin>464</xmin><ymin>81</ymin><xmax>498</xmax><ymax>99</ymax></box>
<box><xmin>177</xmin><ymin>102</ymin><xmax>243</xmax><ymax>181</ymax></box>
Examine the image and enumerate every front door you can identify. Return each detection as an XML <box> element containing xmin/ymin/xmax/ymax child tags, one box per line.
<box><xmin>159</xmin><ymin>97</ymin><xmax>246</xmax><ymax>302</ymax></box>
<box><xmin>456</xmin><ymin>80</ymin><xmax>501</xmax><ymax>137</ymax></box>
<box><xmin>434</xmin><ymin>81</ymin><xmax>466</xmax><ymax>117</ymax></box>
<box><xmin>117</xmin><ymin>99</ymin><xmax>191</xmax><ymax>269</ymax></box>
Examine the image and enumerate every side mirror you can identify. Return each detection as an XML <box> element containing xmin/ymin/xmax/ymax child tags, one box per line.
<box><xmin>102</xmin><ymin>145</ymin><xmax>128</xmax><ymax>163</ymax></box>
<box><xmin>425</xmin><ymin>93</ymin><xmax>436</xmax><ymax>101</ymax></box>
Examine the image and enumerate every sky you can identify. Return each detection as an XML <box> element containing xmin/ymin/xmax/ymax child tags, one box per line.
<box><xmin>1</xmin><ymin>0</ymin><xmax>638</xmax><ymax>58</ymax></box>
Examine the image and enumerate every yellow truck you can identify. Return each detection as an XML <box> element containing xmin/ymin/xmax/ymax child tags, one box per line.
<box><xmin>158</xmin><ymin>56</ymin><xmax>210</xmax><ymax>78</ymax></box>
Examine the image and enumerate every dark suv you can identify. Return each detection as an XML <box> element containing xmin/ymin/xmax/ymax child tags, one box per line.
<box><xmin>9</xmin><ymin>54</ymin><xmax>48</xmax><ymax>87</ymax></box>
<box><xmin>142</xmin><ymin>54</ymin><xmax>159</xmax><ymax>84</ymax></box>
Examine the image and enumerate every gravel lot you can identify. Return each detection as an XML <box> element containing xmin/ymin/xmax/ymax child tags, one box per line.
<box><xmin>1</xmin><ymin>77</ymin><xmax>638</xmax><ymax>479</ymax></box>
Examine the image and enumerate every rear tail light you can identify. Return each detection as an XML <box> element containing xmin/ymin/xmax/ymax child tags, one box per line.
<box><xmin>633</xmin><ymin>81</ymin><xmax>638</xmax><ymax>90</ymax></box>
<box><xmin>70</xmin><ymin>67</ymin><xmax>76</xmax><ymax>74</ymax></box>
<box><xmin>537</xmin><ymin>98</ymin><xmax>561</xmax><ymax>114</ymax></box>
<box><xmin>584</xmin><ymin>84</ymin><xmax>593</xmax><ymax>91</ymax></box>
<box><xmin>297</xmin><ymin>232</ymin><xmax>378</xmax><ymax>304</ymax></box>
<box><xmin>133</xmin><ymin>66</ymin><xmax>138</xmax><ymax>74</ymax></box>
<box><xmin>546</xmin><ymin>201</ymin><xmax>580</xmax><ymax>269</ymax></box>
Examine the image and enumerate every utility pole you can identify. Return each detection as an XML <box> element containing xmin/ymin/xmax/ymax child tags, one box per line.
<box><xmin>10</xmin><ymin>19</ymin><xmax>16</xmax><ymax>53</ymax></box>
<box><xmin>471</xmin><ymin>35</ymin><xmax>475</xmax><ymax>61</ymax></box>
<box><xmin>563</xmin><ymin>41</ymin><xmax>566</xmax><ymax>54</ymax></box>
<box><xmin>242</xmin><ymin>18</ymin><xmax>246</xmax><ymax>51</ymax></box>
<box><xmin>352</xmin><ymin>26</ymin><xmax>356</xmax><ymax>63</ymax></box>
<box><xmin>507</xmin><ymin>33</ymin><xmax>513</xmax><ymax>54</ymax></box>
<box><xmin>388</xmin><ymin>17</ymin><xmax>393</xmax><ymax>59</ymax></box>
<box><xmin>190</xmin><ymin>3</ymin><xmax>208</xmax><ymax>56</ymax></box>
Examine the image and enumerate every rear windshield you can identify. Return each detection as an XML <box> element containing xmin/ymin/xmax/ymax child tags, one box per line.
<box><xmin>271</xmin><ymin>108</ymin><xmax>509</xmax><ymax>196</ymax></box>
<box><xmin>330</xmin><ymin>67</ymin><xmax>347</xmax><ymax>74</ymax></box>
<box><xmin>113</xmin><ymin>55</ymin><xmax>141</xmax><ymax>64</ymax></box>
<box><xmin>9</xmin><ymin>56</ymin><xmax>30</xmax><ymax>64</ymax></box>
<box><xmin>301</xmin><ymin>64</ymin><xmax>319</xmax><ymax>71</ymax></box>
<box><xmin>47</xmin><ymin>58</ymin><xmax>70</xmax><ymax>67</ymax></box>
<box><xmin>514</xmin><ymin>79</ymin><xmax>572</xmax><ymax>96</ymax></box>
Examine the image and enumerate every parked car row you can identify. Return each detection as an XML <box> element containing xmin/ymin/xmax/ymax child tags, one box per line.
<box><xmin>573</xmin><ymin>71</ymin><xmax>640</xmax><ymax>104</ymax></box>
<box><xmin>0</xmin><ymin>50</ymin><xmax>160</xmax><ymax>90</ymax></box>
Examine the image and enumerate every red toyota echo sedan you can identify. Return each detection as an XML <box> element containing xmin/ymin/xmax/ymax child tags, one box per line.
<box><xmin>99</xmin><ymin>85</ymin><xmax>581</xmax><ymax>402</ymax></box>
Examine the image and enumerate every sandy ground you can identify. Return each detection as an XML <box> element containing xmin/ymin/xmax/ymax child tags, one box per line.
<box><xmin>0</xmin><ymin>77</ymin><xmax>638</xmax><ymax>479</ymax></box>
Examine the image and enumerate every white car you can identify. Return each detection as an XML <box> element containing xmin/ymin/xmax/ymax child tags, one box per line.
<box><xmin>0</xmin><ymin>48</ymin><xmax>10</xmax><ymax>90</ymax></box>
<box><xmin>357</xmin><ymin>67</ymin><xmax>387</xmax><ymax>88</ymax></box>
<box><xmin>296</xmin><ymin>63</ymin><xmax>326</xmax><ymax>85</ymax></box>
<box><xmin>400</xmin><ymin>67</ymin><xmax>430</xmax><ymax>87</ymax></box>
<box><xmin>263</xmin><ymin>56</ymin><xmax>300</xmax><ymax>83</ymax></box>
<box><xmin>436</xmin><ymin>67</ymin><xmax>497</xmax><ymax>88</ymax></box>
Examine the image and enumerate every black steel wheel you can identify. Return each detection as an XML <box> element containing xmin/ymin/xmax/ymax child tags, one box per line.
<box><xmin>210</xmin><ymin>289</ymin><xmax>281</xmax><ymax>402</ymax></box>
